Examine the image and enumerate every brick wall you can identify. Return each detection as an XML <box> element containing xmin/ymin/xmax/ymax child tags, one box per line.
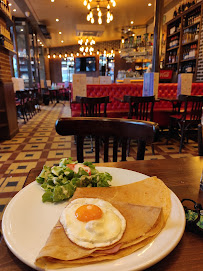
<box><xmin>196</xmin><ymin>18</ymin><xmax>203</xmax><ymax>81</ymax></box>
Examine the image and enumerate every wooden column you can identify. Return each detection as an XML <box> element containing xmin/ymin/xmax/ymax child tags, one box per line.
<box><xmin>152</xmin><ymin>0</ymin><xmax>164</xmax><ymax>72</ymax></box>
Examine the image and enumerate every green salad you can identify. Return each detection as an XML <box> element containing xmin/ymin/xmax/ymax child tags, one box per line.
<box><xmin>36</xmin><ymin>157</ymin><xmax>112</xmax><ymax>203</ymax></box>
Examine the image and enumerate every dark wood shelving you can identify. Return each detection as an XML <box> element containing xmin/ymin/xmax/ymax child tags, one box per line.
<box><xmin>182</xmin><ymin>40</ymin><xmax>198</xmax><ymax>46</ymax></box>
<box><xmin>168</xmin><ymin>30</ymin><xmax>181</xmax><ymax>38</ymax></box>
<box><xmin>0</xmin><ymin>109</ymin><xmax>6</xmax><ymax>113</ymax></box>
<box><xmin>168</xmin><ymin>2</ymin><xmax>202</xmax><ymax>26</ymax></box>
<box><xmin>0</xmin><ymin>8</ymin><xmax>13</xmax><ymax>27</ymax></box>
<box><xmin>183</xmin><ymin>21</ymin><xmax>201</xmax><ymax>30</ymax></box>
<box><xmin>181</xmin><ymin>58</ymin><xmax>197</xmax><ymax>63</ymax></box>
<box><xmin>166</xmin><ymin>62</ymin><xmax>178</xmax><ymax>65</ymax></box>
<box><xmin>165</xmin><ymin>1</ymin><xmax>202</xmax><ymax>80</ymax></box>
<box><xmin>167</xmin><ymin>45</ymin><xmax>179</xmax><ymax>51</ymax></box>
<box><xmin>0</xmin><ymin>44</ymin><xmax>16</xmax><ymax>54</ymax></box>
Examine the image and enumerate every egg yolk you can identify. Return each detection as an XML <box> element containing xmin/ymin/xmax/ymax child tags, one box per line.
<box><xmin>75</xmin><ymin>204</ymin><xmax>103</xmax><ymax>222</ymax></box>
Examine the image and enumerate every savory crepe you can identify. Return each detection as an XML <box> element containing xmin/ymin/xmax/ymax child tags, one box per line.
<box><xmin>35</xmin><ymin>176</ymin><xmax>171</xmax><ymax>269</ymax></box>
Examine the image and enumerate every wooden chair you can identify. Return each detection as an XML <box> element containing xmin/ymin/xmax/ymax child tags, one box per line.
<box><xmin>76</xmin><ymin>96</ymin><xmax>109</xmax><ymax>117</ymax></box>
<box><xmin>55</xmin><ymin>117</ymin><xmax>159</xmax><ymax>162</ymax></box>
<box><xmin>198</xmin><ymin>124</ymin><xmax>203</xmax><ymax>156</ymax></box>
<box><xmin>123</xmin><ymin>95</ymin><xmax>155</xmax><ymax>120</ymax></box>
<box><xmin>123</xmin><ymin>95</ymin><xmax>155</xmax><ymax>155</ymax></box>
<box><xmin>76</xmin><ymin>96</ymin><xmax>110</xmax><ymax>152</ymax></box>
<box><xmin>169</xmin><ymin>95</ymin><xmax>203</xmax><ymax>153</ymax></box>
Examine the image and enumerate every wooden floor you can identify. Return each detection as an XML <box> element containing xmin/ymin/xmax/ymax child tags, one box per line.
<box><xmin>0</xmin><ymin>101</ymin><xmax>199</xmax><ymax>224</ymax></box>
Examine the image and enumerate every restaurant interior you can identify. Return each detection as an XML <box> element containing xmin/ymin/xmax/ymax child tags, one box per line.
<box><xmin>0</xmin><ymin>1</ymin><xmax>203</xmax><ymax>271</ymax></box>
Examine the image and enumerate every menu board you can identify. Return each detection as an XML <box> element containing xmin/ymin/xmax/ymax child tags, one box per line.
<box><xmin>72</xmin><ymin>74</ymin><xmax>87</xmax><ymax>99</ymax></box>
<box><xmin>99</xmin><ymin>76</ymin><xmax>112</xmax><ymax>84</ymax></box>
<box><xmin>143</xmin><ymin>73</ymin><xmax>159</xmax><ymax>98</ymax></box>
<box><xmin>86</xmin><ymin>77</ymin><xmax>94</xmax><ymax>84</ymax></box>
<box><xmin>46</xmin><ymin>80</ymin><xmax>52</xmax><ymax>87</ymax></box>
<box><xmin>12</xmin><ymin>77</ymin><xmax>24</xmax><ymax>92</ymax></box>
<box><xmin>177</xmin><ymin>73</ymin><xmax>193</xmax><ymax>97</ymax></box>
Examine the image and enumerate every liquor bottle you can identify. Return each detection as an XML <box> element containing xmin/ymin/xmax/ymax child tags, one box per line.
<box><xmin>184</xmin><ymin>0</ymin><xmax>188</xmax><ymax>11</ymax></box>
<box><xmin>173</xmin><ymin>7</ymin><xmax>178</xmax><ymax>18</ymax></box>
<box><xmin>182</xmin><ymin>0</ymin><xmax>185</xmax><ymax>12</ymax></box>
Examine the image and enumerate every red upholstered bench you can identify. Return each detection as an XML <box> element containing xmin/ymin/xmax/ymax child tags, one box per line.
<box><xmin>70</xmin><ymin>83</ymin><xmax>203</xmax><ymax>127</ymax></box>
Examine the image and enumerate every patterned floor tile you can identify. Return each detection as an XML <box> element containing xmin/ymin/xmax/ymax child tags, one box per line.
<box><xmin>15</xmin><ymin>132</ymin><xmax>30</xmax><ymax>138</ymax></box>
<box><xmin>28</xmin><ymin>137</ymin><xmax>49</xmax><ymax>143</ymax></box>
<box><xmin>47</xmin><ymin>150</ymin><xmax>71</xmax><ymax>159</ymax></box>
<box><xmin>51</xmin><ymin>142</ymin><xmax>71</xmax><ymax>149</ymax></box>
<box><xmin>5</xmin><ymin>162</ymin><xmax>37</xmax><ymax>174</ymax></box>
<box><xmin>33</xmin><ymin>132</ymin><xmax>52</xmax><ymax>137</ymax></box>
<box><xmin>23</xmin><ymin>144</ymin><xmax>46</xmax><ymax>151</ymax></box>
<box><xmin>15</xmin><ymin>151</ymin><xmax>42</xmax><ymax>161</ymax></box>
<box><xmin>0</xmin><ymin>153</ymin><xmax>12</xmax><ymax>162</ymax></box>
<box><xmin>0</xmin><ymin>145</ymin><xmax>19</xmax><ymax>152</ymax></box>
<box><xmin>1</xmin><ymin>138</ymin><xmax>26</xmax><ymax>144</ymax></box>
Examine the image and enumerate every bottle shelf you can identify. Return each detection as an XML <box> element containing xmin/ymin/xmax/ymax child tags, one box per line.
<box><xmin>165</xmin><ymin>1</ymin><xmax>202</xmax><ymax>80</ymax></box>
<box><xmin>182</xmin><ymin>40</ymin><xmax>198</xmax><ymax>46</ymax></box>
<box><xmin>168</xmin><ymin>31</ymin><xmax>181</xmax><ymax>38</ymax></box>
<box><xmin>183</xmin><ymin>21</ymin><xmax>201</xmax><ymax>30</ymax></box>
<box><xmin>166</xmin><ymin>62</ymin><xmax>178</xmax><ymax>65</ymax></box>
<box><xmin>0</xmin><ymin>8</ymin><xmax>13</xmax><ymax>27</ymax></box>
<box><xmin>181</xmin><ymin>58</ymin><xmax>197</xmax><ymax>63</ymax></box>
<box><xmin>167</xmin><ymin>45</ymin><xmax>179</xmax><ymax>51</ymax></box>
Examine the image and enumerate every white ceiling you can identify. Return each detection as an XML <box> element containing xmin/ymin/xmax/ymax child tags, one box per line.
<box><xmin>9</xmin><ymin>0</ymin><xmax>174</xmax><ymax>48</ymax></box>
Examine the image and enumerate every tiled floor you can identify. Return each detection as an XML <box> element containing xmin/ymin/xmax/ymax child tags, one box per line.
<box><xmin>0</xmin><ymin>101</ymin><xmax>199</xmax><ymax>226</ymax></box>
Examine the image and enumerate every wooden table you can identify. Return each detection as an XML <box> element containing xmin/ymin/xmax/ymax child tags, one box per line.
<box><xmin>0</xmin><ymin>157</ymin><xmax>203</xmax><ymax>271</ymax></box>
<box><xmin>48</xmin><ymin>88</ymin><xmax>65</xmax><ymax>106</ymax></box>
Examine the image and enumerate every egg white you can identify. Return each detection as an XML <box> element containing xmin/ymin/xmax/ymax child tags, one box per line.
<box><xmin>60</xmin><ymin>198</ymin><xmax>126</xmax><ymax>249</ymax></box>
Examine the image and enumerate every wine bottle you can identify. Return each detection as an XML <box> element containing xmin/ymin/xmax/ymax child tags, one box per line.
<box><xmin>173</xmin><ymin>7</ymin><xmax>178</xmax><ymax>18</ymax></box>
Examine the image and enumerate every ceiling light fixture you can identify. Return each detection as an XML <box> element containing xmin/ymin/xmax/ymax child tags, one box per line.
<box><xmin>59</xmin><ymin>32</ymin><xmax>62</xmax><ymax>34</ymax></box>
<box><xmin>13</xmin><ymin>9</ymin><xmax>16</xmax><ymax>12</ymax></box>
<box><xmin>51</xmin><ymin>0</ymin><xmax>55</xmax><ymax>2</ymax></box>
<box><xmin>8</xmin><ymin>3</ymin><xmax>12</xmax><ymax>6</ymax></box>
<box><xmin>61</xmin><ymin>40</ymin><xmax>64</xmax><ymax>43</ymax></box>
<box><xmin>56</xmin><ymin>18</ymin><xmax>59</xmax><ymax>22</ymax></box>
<box><xmin>148</xmin><ymin>3</ymin><xmax>152</xmax><ymax>7</ymax></box>
<box><xmin>84</xmin><ymin>0</ymin><xmax>116</xmax><ymax>24</ymax></box>
<box><xmin>48</xmin><ymin>54</ymin><xmax>51</xmax><ymax>58</ymax></box>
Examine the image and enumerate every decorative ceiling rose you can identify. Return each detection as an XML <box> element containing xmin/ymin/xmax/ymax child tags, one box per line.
<box><xmin>83</xmin><ymin>0</ymin><xmax>116</xmax><ymax>24</ymax></box>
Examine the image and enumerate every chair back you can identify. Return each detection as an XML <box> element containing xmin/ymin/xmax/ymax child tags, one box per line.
<box><xmin>198</xmin><ymin>124</ymin><xmax>203</xmax><ymax>156</ymax></box>
<box><xmin>123</xmin><ymin>95</ymin><xmax>155</xmax><ymax>121</ymax></box>
<box><xmin>179</xmin><ymin>95</ymin><xmax>203</xmax><ymax>121</ymax></box>
<box><xmin>76</xmin><ymin>96</ymin><xmax>109</xmax><ymax>117</ymax></box>
<box><xmin>55</xmin><ymin>117</ymin><xmax>159</xmax><ymax>162</ymax></box>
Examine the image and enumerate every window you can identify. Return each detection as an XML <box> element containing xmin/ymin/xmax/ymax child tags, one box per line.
<box><xmin>61</xmin><ymin>57</ymin><xmax>74</xmax><ymax>83</ymax></box>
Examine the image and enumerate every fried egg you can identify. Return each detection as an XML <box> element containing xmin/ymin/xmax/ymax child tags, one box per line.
<box><xmin>60</xmin><ymin>198</ymin><xmax>126</xmax><ymax>248</ymax></box>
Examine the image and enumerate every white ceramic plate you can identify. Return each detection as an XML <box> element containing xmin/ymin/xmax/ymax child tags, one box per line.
<box><xmin>2</xmin><ymin>167</ymin><xmax>185</xmax><ymax>271</ymax></box>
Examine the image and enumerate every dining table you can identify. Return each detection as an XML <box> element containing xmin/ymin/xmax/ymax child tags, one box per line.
<box><xmin>48</xmin><ymin>87</ymin><xmax>65</xmax><ymax>107</ymax></box>
<box><xmin>0</xmin><ymin>156</ymin><xmax>203</xmax><ymax>271</ymax></box>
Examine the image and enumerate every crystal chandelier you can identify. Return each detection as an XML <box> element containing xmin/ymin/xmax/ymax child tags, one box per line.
<box><xmin>83</xmin><ymin>0</ymin><xmax>116</xmax><ymax>24</ymax></box>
